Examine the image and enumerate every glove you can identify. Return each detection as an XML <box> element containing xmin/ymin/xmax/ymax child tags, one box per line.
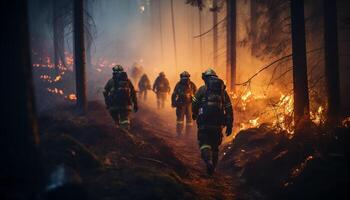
<box><xmin>225</xmin><ymin>126</ymin><xmax>233</xmax><ymax>136</ymax></box>
<box><xmin>133</xmin><ymin>104</ymin><xmax>138</xmax><ymax>112</ymax></box>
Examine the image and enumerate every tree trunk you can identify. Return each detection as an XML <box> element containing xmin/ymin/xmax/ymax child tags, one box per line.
<box><xmin>213</xmin><ymin>0</ymin><xmax>218</xmax><ymax>70</ymax></box>
<box><xmin>250</xmin><ymin>0</ymin><xmax>258</xmax><ymax>56</ymax></box>
<box><xmin>158</xmin><ymin>0</ymin><xmax>164</xmax><ymax>67</ymax></box>
<box><xmin>199</xmin><ymin>9</ymin><xmax>203</xmax><ymax>69</ymax></box>
<box><xmin>1</xmin><ymin>0</ymin><xmax>43</xmax><ymax>198</ymax></box>
<box><xmin>74</xmin><ymin>0</ymin><xmax>87</xmax><ymax>114</ymax></box>
<box><xmin>53</xmin><ymin>1</ymin><xmax>66</xmax><ymax>73</ymax></box>
<box><xmin>85</xmin><ymin>0</ymin><xmax>93</xmax><ymax>70</ymax></box>
<box><xmin>290</xmin><ymin>0</ymin><xmax>310</xmax><ymax>123</ymax></box>
<box><xmin>170</xmin><ymin>0</ymin><xmax>178</xmax><ymax>72</ymax></box>
<box><xmin>227</xmin><ymin>0</ymin><xmax>237</xmax><ymax>92</ymax></box>
<box><xmin>324</xmin><ymin>0</ymin><xmax>341</xmax><ymax>125</ymax></box>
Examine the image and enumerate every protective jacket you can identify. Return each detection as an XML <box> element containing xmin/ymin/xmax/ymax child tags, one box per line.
<box><xmin>172</xmin><ymin>79</ymin><xmax>197</xmax><ymax>106</ymax></box>
<box><xmin>153</xmin><ymin>75</ymin><xmax>170</xmax><ymax>93</ymax></box>
<box><xmin>192</xmin><ymin>77</ymin><xmax>233</xmax><ymax>129</ymax></box>
<box><xmin>103</xmin><ymin>74</ymin><xmax>137</xmax><ymax>111</ymax></box>
<box><xmin>138</xmin><ymin>74</ymin><xmax>151</xmax><ymax>91</ymax></box>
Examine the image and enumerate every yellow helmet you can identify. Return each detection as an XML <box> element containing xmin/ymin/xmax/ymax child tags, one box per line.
<box><xmin>202</xmin><ymin>68</ymin><xmax>217</xmax><ymax>79</ymax></box>
<box><xmin>112</xmin><ymin>65</ymin><xmax>124</xmax><ymax>73</ymax></box>
<box><xmin>180</xmin><ymin>71</ymin><xmax>190</xmax><ymax>78</ymax></box>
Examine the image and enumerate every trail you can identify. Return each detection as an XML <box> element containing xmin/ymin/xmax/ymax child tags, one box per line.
<box><xmin>132</xmin><ymin>99</ymin><xmax>237</xmax><ymax>200</ymax></box>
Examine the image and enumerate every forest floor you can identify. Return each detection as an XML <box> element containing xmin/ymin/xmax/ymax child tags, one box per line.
<box><xmin>39</xmin><ymin>99</ymin><xmax>238</xmax><ymax>200</ymax></box>
<box><xmin>132</xmin><ymin>101</ymin><xmax>237</xmax><ymax>199</ymax></box>
<box><xmin>38</xmin><ymin>98</ymin><xmax>350</xmax><ymax>200</ymax></box>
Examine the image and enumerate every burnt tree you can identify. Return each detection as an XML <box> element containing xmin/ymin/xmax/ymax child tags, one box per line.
<box><xmin>227</xmin><ymin>0</ymin><xmax>237</xmax><ymax>91</ymax></box>
<box><xmin>0</xmin><ymin>0</ymin><xmax>43</xmax><ymax>198</ymax></box>
<box><xmin>324</xmin><ymin>0</ymin><xmax>341</xmax><ymax>125</ymax></box>
<box><xmin>290</xmin><ymin>0</ymin><xmax>310</xmax><ymax>123</ymax></box>
<box><xmin>73</xmin><ymin>0</ymin><xmax>87</xmax><ymax>113</ymax></box>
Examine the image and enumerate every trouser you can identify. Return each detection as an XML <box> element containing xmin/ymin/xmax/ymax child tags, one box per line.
<box><xmin>156</xmin><ymin>92</ymin><xmax>167</xmax><ymax>109</ymax></box>
<box><xmin>109</xmin><ymin>109</ymin><xmax>131</xmax><ymax>130</ymax></box>
<box><xmin>176</xmin><ymin>103</ymin><xmax>193</xmax><ymax>135</ymax></box>
<box><xmin>139</xmin><ymin>89</ymin><xmax>148</xmax><ymax>101</ymax></box>
<box><xmin>197</xmin><ymin>126</ymin><xmax>223</xmax><ymax>169</ymax></box>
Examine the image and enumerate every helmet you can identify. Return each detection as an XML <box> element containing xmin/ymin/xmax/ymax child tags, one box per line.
<box><xmin>202</xmin><ymin>68</ymin><xmax>217</xmax><ymax>80</ymax></box>
<box><xmin>180</xmin><ymin>71</ymin><xmax>190</xmax><ymax>79</ymax></box>
<box><xmin>112</xmin><ymin>65</ymin><xmax>124</xmax><ymax>73</ymax></box>
<box><xmin>159</xmin><ymin>72</ymin><xmax>165</xmax><ymax>76</ymax></box>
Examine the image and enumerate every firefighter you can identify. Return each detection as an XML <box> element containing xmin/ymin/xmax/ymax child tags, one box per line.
<box><xmin>192</xmin><ymin>68</ymin><xmax>233</xmax><ymax>175</ymax></box>
<box><xmin>153</xmin><ymin>72</ymin><xmax>170</xmax><ymax>109</ymax></box>
<box><xmin>171</xmin><ymin>71</ymin><xmax>197</xmax><ymax>136</ymax></box>
<box><xmin>103</xmin><ymin>65</ymin><xmax>138</xmax><ymax>130</ymax></box>
<box><xmin>130</xmin><ymin>62</ymin><xmax>143</xmax><ymax>84</ymax></box>
<box><xmin>138</xmin><ymin>73</ymin><xmax>151</xmax><ymax>101</ymax></box>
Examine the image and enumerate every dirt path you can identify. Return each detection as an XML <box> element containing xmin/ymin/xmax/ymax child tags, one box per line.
<box><xmin>133</xmin><ymin>101</ymin><xmax>237</xmax><ymax>200</ymax></box>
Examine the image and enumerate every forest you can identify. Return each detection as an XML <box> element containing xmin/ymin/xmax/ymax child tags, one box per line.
<box><xmin>1</xmin><ymin>0</ymin><xmax>350</xmax><ymax>199</ymax></box>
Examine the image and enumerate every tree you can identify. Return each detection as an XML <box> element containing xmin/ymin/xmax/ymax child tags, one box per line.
<box><xmin>158</xmin><ymin>0</ymin><xmax>165</xmax><ymax>67</ymax></box>
<box><xmin>170</xmin><ymin>0</ymin><xmax>178</xmax><ymax>72</ymax></box>
<box><xmin>199</xmin><ymin>9</ymin><xmax>203</xmax><ymax>68</ymax></box>
<box><xmin>74</xmin><ymin>0</ymin><xmax>87</xmax><ymax>114</ymax></box>
<box><xmin>0</xmin><ymin>0</ymin><xmax>43</xmax><ymax>198</ymax></box>
<box><xmin>213</xmin><ymin>0</ymin><xmax>219</xmax><ymax>69</ymax></box>
<box><xmin>53</xmin><ymin>0</ymin><xmax>68</xmax><ymax>73</ymax></box>
<box><xmin>85</xmin><ymin>0</ymin><xmax>93</xmax><ymax>70</ymax></box>
<box><xmin>250</xmin><ymin>0</ymin><xmax>258</xmax><ymax>56</ymax></box>
<box><xmin>324</xmin><ymin>0</ymin><xmax>341</xmax><ymax>125</ymax></box>
<box><xmin>290</xmin><ymin>0</ymin><xmax>310</xmax><ymax>123</ymax></box>
<box><xmin>227</xmin><ymin>0</ymin><xmax>237</xmax><ymax>92</ymax></box>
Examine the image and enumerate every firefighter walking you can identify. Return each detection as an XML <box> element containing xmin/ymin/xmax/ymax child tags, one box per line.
<box><xmin>138</xmin><ymin>73</ymin><xmax>151</xmax><ymax>101</ymax></box>
<box><xmin>171</xmin><ymin>71</ymin><xmax>197</xmax><ymax>136</ymax></box>
<box><xmin>153</xmin><ymin>72</ymin><xmax>171</xmax><ymax>109</ymax></box>
<box><xmin>192</xmin><ymin>69</ymin><xmax>233</xmax><ymax>175</ymax></box>
<box><xmin>103</xmin><ymin>65</ymin><xmax>138</xmax><ymax>130</ymax></box>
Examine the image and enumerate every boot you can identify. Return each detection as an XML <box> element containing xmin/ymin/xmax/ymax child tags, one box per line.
<box><xmin>212</xmin><ymin>150</ymin><xmax>219</xmax><ymax>170</ymax></box>
<box><xmin>176</xmin><ymin>122</ymin><xmax>184</xmax><ymax>137</ymax></box>
<box><xmin>120</xmin><ymin>120</ymin><xmax>130</xmax><ymax>130</ymax></box>
<box><xmin>200</xmin><ymin>146</ymin><xmax>214</xmax><ymax>175</ymax></box>
<box><xmin>185</xmin><ymin>122</ymin><xmax>193</xmax><ymax>135</ymax></box>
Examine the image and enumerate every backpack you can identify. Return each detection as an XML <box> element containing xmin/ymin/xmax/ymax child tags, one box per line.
<box><xmin>110</xmin><ymin>72</ymin><xmax>132</xmax><ymax>106</ymax></box>
<box><xmin>177</xmin><ymin>80</ymin><xmax>193</xmax><ymax>104</ymax></box>
<box><xmin>157</xmin><ymin>77</ymin><xmax>169</xmax><ymax>93</ymax></box>
<box><xmin>199</xmin><ymin>77</ymin><xmax>225</xmax><ymax>126</ymax></box>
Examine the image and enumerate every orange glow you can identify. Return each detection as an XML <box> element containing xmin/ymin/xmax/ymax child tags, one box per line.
<box><xmin>66</xmin><ymin>94</ymin><xmax>77</xmax><ymax>101</ymax></box>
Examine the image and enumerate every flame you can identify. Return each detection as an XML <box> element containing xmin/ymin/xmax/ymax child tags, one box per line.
<box><xmin>249</xmin><ymin>117</ymin><xmax>260</xmax><ymax>127</ymax></box>
<box><xmin>310</xmin><ymin>106</ymin><xmax>324</xmax><ymax>125</ymax></box>
<box><xmin>241</xmin><ymin>91</ymin><xmax>252</xmax><ymax>111</ymax></box>
<box><xmin>234</xmin><ymin>89</ymin><xmax>328</xmax><ymax>135</ymax></box>
<box><xmin>342</xmin><ymin>117</ymin><xmax>350</xmax><ymax>128</ymax></box>
<box><xmin>47</xmin><ymin>87</ymin><xmax>64</xmax><ymax>95</ymax></box>
<box><xmin>66</xmin><ymin>94</ymin><xmax>77</xmax><ymax>101</ymax></box>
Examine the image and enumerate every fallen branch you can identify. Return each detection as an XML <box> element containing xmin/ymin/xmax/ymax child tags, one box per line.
<box><xmin>137</xmin><ymin>156</ymin><xmax>167</xmax><ymax>167</ymax></box>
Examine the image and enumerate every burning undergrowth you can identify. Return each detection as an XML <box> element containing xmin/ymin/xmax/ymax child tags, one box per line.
<box><xmin>232</xmin><ymin>88</ymin><xmax>326</xmax><ymax>135</ymax></box>
<box><xmin>220</xmin><ymin>124</ymin><xmax>350</xmax><ymax>199</ymax></box>
<box><xmin>31</xmin><ymin>53</ymin><xmax>125</xmax><ymax>111</ymax></box>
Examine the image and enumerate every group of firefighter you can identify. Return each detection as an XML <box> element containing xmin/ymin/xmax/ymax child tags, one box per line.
<box><xmin>103</xmin><ymin>65</ymin><xmax>233</xmax><ymax>175</ymax></box>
